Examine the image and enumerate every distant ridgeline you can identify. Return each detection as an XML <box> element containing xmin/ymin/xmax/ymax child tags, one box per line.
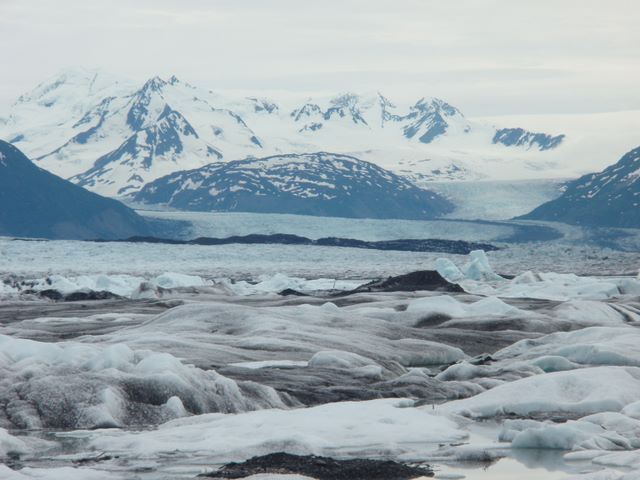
<box><xmin>0</xmin><ymin>141</ymin><xmax>149</xmax><ymax>240</ymax></box>
<box><xmin>521</xmin><ymin>146</ymin><xmax>640</xmax><ymax>228</ymax></box>
<box><xmin>1</xmin><ymin>69</ymin><xmax>565</xmax><ymax>198</ymax></box>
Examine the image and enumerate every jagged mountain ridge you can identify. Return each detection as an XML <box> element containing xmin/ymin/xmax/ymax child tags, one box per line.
<box><xmin>71</xmin><ymin>104</ymin><xmax>222</xmax><ymax>196</ymax></box>
<box><xmin>493</xmin><ymin>128</ymin><xmax>565</xmax><ymax>151</ymax></box>
<box><xmin>520</xmin><ymin>146</ymin><xmax>640</xmax><ymax>228</ymax></box>
<box><xmin>0</xmin><ymin>68</ymin><xmax>566</xmax><ymax>197</ymax></box>
<box><xmin>133</xmin><ymin>152</ymin><xmax>454</xmax><ymax>219</ymax></box>
<box><xmin>0</xmin><ymin>140</ymin><xmax>149</xmax><ymax>240</ymax></box>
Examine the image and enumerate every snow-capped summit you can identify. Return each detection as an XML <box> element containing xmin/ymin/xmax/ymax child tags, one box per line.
<box><xmin>323</xmin><ymin>93</ymin><xmax>369</xmax><ymax>125</ymax></box>
<box><xmin>9</xmin><ymin>73</ymin><xmax>265</xmax><ymax>195</ymax></box>
<box><xmin>126</xmin><ymin>76</ymin><xmax>173</xmax><ymax>130</ymax></box>
<box><xmin>14</xmin><ymin>67</ymin><xmax>129</xmax><ymax>108</ymax></box>
<box><xmin>493</xmin><ymin>127</ymin><xmax>564</xmax><ymax>151</ymax></box>
<box><xmin>0</xmin><ymin>69</ymin><xmax>569</xmax><ymax>197</ymax></box>
<box><xmin>399</xmin><ymin>98</ymin><xmax>468</xmax><ymax>144</ymax></box>
<box><xmin>248</xmin><ymin>97</ymin><xmax>279</xmax><ymax>114</ymax></box>
<box><xmin>72</xmin><ymin>104</ymin><xmax>222</xmax><ymax>196</ymax></box>
<box><xmin>291</xmin><ymin>93</ymin><xmax>370</xmax><ymax>131</ymax></box>
<box><xmin>289</xmin><ymin>94</ymin><xmax>466</xmax><ymax>141</ymax></box>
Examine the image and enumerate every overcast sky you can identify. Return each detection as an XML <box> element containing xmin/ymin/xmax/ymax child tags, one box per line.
<box><xmin>1</xmin><ymin>0</ymin><xmax>639</xmax><ymax>115</ymax></box>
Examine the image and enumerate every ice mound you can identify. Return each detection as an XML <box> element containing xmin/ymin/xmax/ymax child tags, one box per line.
<box><xmin>511</xmin><ymin>416</ymin><xmax>635</xmax><ymax>450</ymax></box>
<box><xmin>30</xmin><ymin>274</ymin><xmax>147</xmax><ymax>296</ymax></box>
<box><xmin>308</xmin><ymin>351</ymin><xmax>383</xmax><ymax>379</ymax></box>
<box><xmin>432</xmin><ymin>254</ymin><xmax>640</xmax><ymax>302</ymax></box>
<box><xmin>406</xmin><ymin>295</ymin><xmax>468</xmax><ymax>318</ymax></box>
<box><xmin>431</xmin><ymin>250</ymin><xmax>625</xmax><ymax>305</ymax></box>
<box><xmin>434</xmin><ymin>250</ymin><xmax>502</xmax><ymax>283</ymax></box>
<box><xmin>438</xmin><ymin>366</ymin><xmax>640</xmax><ymax>419</ymax></box>
<box><xmin>465</xmin><ymin>296</ymin><xmax>522</xmax><ymax>316</ymax></box>
<box><xmin>223</xmin><ymin>273</ymin><xmax>362</xmax><ymax>295</ymax></box>
<box><xmin>502</xmin><ymin>272</ymin><xmax>623</xmax><ymax>301</ymax></box>
<box><xmin>153</xmin><ymin>272</ymin><xmax>211</xmax><ymax>289</ymax></box>
<box><xmin>495</xmin><ymin>327</ymin><xmax>640</xmax><ymax>367</ymax></box>
<box><xmin>88</xmin><ymin>399</ymin><xmax>466</xmax><ymax>463</ymax></box>
<box><xmin>435</xmin><ymin>360</ymin><xmax>542</xmax><ymax>383</ymax></box>
<box><xmin>406</xmin><ymin>295</ymin><xmax>528</xmax><ymax>320</ymax></box>
<box><xmin>621</xmin><ymin>400</ymin><xmax>640</xmax><ymax>418</ymax></box>
<box><xmin>499</xmin><ymin>411</ymin><xmax>640</xmax><ymax>477</ymax></box>
<box><xmin>230</xmin><ymin>360</ymin><xmax>309</xmax><ymax>370</ymax></box>
<box><xmin>617</xmin><ymin>277</ymin><xmax>640</xmax><ymax>296</ymax></box>
<box><xmin>390</xmin><ymin>338</ymin><xmax>467</xmax><ymax>366</ymax></box>
<box><xmin>462</xmin><ymin>250</ymin><xmax>504</xmax><ymax>281</ymax></box>
<box><xmin>308</xmin><ymin>350</ymin><xmax>379</xmax><ymax>369</ymax></box>
<box><xmin>553</xmin><ymin>300</ymin><xmax>639</xmax><ymax>325</ymax></box>
<box><xmin>528</xmin><ymin>355</ymin><xmax>581</xmax><ymax>373</ymax></box>
<box><xmin>435</xmin><ymin>258</ymin><xmax>464</xmax><ymax>283</ymax></box>
<box><xmin>121</xmin><ymin>301</ymin><xmax>469</xmax><ymax>370</ymax></box>
<box><xmin>71</xmin><ymin>300</ymin><xmax>473</xmax><ymax>406</ymax></box>
<box><xmin>14</xmin><ymin>272</ymin><xmax>214</xmax><ymax>299</ymax></box>
<box><xmin>0</xmin><ymin>334</ymin><xmax>286</xmax><ymax>430</ymax></box>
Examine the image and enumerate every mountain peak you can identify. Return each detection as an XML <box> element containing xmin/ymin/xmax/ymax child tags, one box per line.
<box><xmin>493</xmin><ymin>127</ymin><xmax>564</xmax><ymax>151</ymax></box>
<box><xmin>329</xmin><ymin>92</ymin><xmax>360</xmax><ymax>107</ymax></box>
<box><xmin>141</xmin><ymin>76</ymin><xmax>168</xmax><ymax>93</ymax></box>
<box><xmin>15</xmin><ymin>68</ymin><xmax>127</xmax><ymax>109</ymax></box>
<box><xmin>324</xmin><ymin>93</ymin><xmax>367</xmax><ymax>125</ymax></box>
<box><xmin>400</xmin><ymin>97</ymin><xmax>468</xmax><ymax>144</ymax></box>
<box><xmin>412</xmin><ymin>97</ymin><xmax>462</xmax><ymax>117</ymax></box>
<box><xmin>248</xmin><ymin>97</ymin><xmax>279</xmax><ymax>114</ymax></box>
<box><xmin>377</xmin><ymin>92</ymin><xmax>396</xmax><ymax>108</ymax></box>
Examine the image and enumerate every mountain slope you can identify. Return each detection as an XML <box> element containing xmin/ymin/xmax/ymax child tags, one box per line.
<box><xmin>71</xmin><ymin>104</ymin><xmax>222</xmax><ymax>196</ymax></box>
<box><xmin>0</xmin><ymin>141</ymin><xmax>149</xmax><ymax>239</ymax></box>
<box><xmin>520</xmin><ymin>146</ymin><xmax>640</xmax><ymax>227</ymax></box>
<box><xmin>0</xmin><ymin>70</ymin><xmax>568</xmax><ymax>197</ymax></box>
<box><xmin>133</xmin><ymin>152</ymin><xmax>454</xmax><ymax>220</ymax></box>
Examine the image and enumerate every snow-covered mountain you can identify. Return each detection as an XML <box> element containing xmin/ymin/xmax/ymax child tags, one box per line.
<box><xmin>0</xmin><ymin>140</ymin><xmax>149</xmax><ymax>239</ymax></box>
<box><xmin>0</xmin><ymin>68</ymin><xmax>569</xmax><ymax>197</ymax></box>
<box><xmin>492</xmin><ymin>127</ymin><xmax>564</xmax><ymax>150</ymax></box>
<box><xmin>133</xmin><ymin>152</ymin><xmax>454</xmax><ymax>219</ymax></box>
<box><xmin>521</xmin><ymin>146</ymin><xmax>640</xmax><ymax>228</ymax></box>
<box><xmin>71</xmin><ymin>104</ymin><xmax>223</xmax><ymax>196</ymax></box>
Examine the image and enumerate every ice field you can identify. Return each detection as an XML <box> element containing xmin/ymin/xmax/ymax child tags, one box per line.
<box><xmin>1</xmin><ymin>225</ymin><xmax>640</xmax><ymax>479</ymax></box>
